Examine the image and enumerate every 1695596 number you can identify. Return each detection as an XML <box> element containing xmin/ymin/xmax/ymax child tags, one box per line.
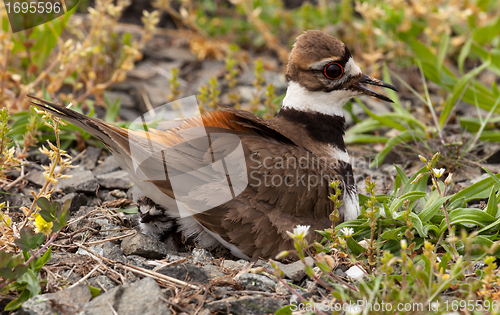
<box><xmin>5</xmin><ymin>1</ymin><xmax>61</xmax><ymax>14</ymax></box>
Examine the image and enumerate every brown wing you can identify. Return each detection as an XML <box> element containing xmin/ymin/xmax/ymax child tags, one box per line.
<box><xmin>192</xmin><ymin>134</ymin><xmax>339</xmax><ymax>260</ymax></box>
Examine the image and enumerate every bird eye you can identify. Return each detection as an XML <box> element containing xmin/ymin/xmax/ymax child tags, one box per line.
<box><xmin>324</xmin><ymin>62</ymin><xmax>343</xmax><ymax>80</ymax></box>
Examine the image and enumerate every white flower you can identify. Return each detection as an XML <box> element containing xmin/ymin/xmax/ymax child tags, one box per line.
<box><xmin>287</xmin><ymin>225</ymin><xmax>310</xmax><ymax>239</ymax></box>
<box><xmin>432</xmin><ymin>168</ymin><xmax>446</xmax><ymax>178</ymax></box>
<box><xmin>340</xmin><ymin>227</ymin><xmax>354</xmax><ymax>237</ymax></box>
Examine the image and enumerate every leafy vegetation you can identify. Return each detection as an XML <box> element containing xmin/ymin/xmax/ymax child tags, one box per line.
<box><xmin>269</xmin><ymin>154</ymin><xmax>500</xmax><ymax>314</ymax></box>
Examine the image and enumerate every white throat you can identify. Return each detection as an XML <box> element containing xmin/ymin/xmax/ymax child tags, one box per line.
<box><xmin>282</xmin><ymin>81</ymin><xmax>358</xmax><ymax>117</ymax></box>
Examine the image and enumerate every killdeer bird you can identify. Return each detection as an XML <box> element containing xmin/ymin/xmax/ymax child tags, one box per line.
<box><xmin>29</xmin><ymin>30</ymin><xmax>397</xmax><ymax>260</ymax></box>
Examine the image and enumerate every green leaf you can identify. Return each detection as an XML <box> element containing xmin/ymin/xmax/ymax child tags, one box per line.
<box><xmin>448</xmin><ymin>208</ymin><xmax>496</xmax><ymax>227</ymax></box>
<box><xmin>483</xmin><ymin>168</ymin><xmax>500</xmax><ymax>201</ymax></box>
<box><xmin>480</xmin><ymin>131</ymin><xmax>500</xmax><ymax>142</ymax></box>
<box><xmin>335</xmin><ymin>219</ymin><xmax>370</xmax><ymax>230</ymax></box>
<box><xmin>0</xmin><ymin>267</ymin><xmax>15</xmax><ymax>279</ymax></box>
<box><xmin>18</xmin><ymin>269</ymin><xmax>41</xmax><ymax>297</ymax></box>
<box><xmin>14</xmin><ymin>228</ymin><xmax>46</xmax><ymax>252</ymax></box>
<box><xmin>346</xmin><ymin>237</ymin><xmax>366</xmax><ymax>256</ymax></box>
<box><xmin>410</xmin><ymin>39</ymin><xmax>437</xmax><ymax>65</ymax></box>
<box><xmin>418</xmin><ymin>195</ymin><xmax>452</xmax><ymax>223</ymax></box>
<box><xmin>382</xmin><ymin>63</ymin><xmax>404</xmax><ymax>114</ymax></box>
<box><xmin>355</xmin><ymin>99</ymin><xmax>406</xmax><ymax>131</ymax></box>
<box><xmin>437</xmin><ymin>33</ymin><xmax>450</xmax><ymax>79</ymax></box>
<box><xmin>104</xmin><ymin>92</ymin><xmax>122</xmax><ymax>123</ymax></box>
<box><xmin>36</xmin><ymin>197</ymin><xmax>51</xmax><ymax>212</ymax></box>
<box><xmin>478</xmin><ymin>217</ymin><xmax>500</xmax><ymax>233</ymax></box>
<box><xmin>423</xmin><ymin>224</ymin><xmax>440</xmax><ymax>236</ymax></box>
<box><xmin>389</xmin><ymin>191</ymin><xmax>427</xmax><ymax>214</ymax></box>
<box><xmin>485</xmin><ymin>187</ymin><xmax>499</xmax><ymax>217</ymax></box>
<box><xmin>450</xmin><ymin>172</ymin><xmax>500</xmax><ymax>203</ymax></box>
<box><xmin>401</xmin><ymin>166</ymin><xmax>429</xmax><ymax>194</ymax></box>
<box><xmin>88</xmin><ymin>286</ymin><xmax>102</xmax><ymax>298</ymax></box>
<box><xmin>381</xmin><ymin>227</ymin><xmax>402</xmax><ymax>240</ymax></box>
<box><xmin>275</xmin><ymin>305</ymin><xmax>294</xmax><ymax>315</ymax></box>
<box><xmin>38</xmin><ymin>209</ymin><xmax>54</xmax><ymax>223</ymax></box>
<box><xmin>394</xmin><ymin>212</ymin><xmax>426</xmax><ymax>237</ymax></box>
<box><xmin>473</xmin><ymin>15</ymin><xmax>500</xmax><ymax>45</ymax></box>
<box><xmin>0</xmin><ymin>251</ymin><xmax>13</xmax><ymax>267</ymax></box>
<box><xmin>2</xmin><ymin>17</ymin><xmax>9</xmax><ymax>33</ymax></box>
<box><xmin>344</xmin><ymin>134</ymin><xmax>389</xmax><ymax>144</ymax></box>
<box><xmin>458</xmin><ymin>38</ymin><xmax>472</xmax><ymax>74</ymax></box>
<box><xmin>439</xmin><ymin>59</ymin><xmax>491</xmax><ymax>128</ymax></box>
<box><xmin>370</xmin><ymin>130</ymin><xmax>418</xmax><ymax>167</ymax></box>
<box><xmin>394</xmin><ymin>164</ymin><xmax>409</xmax><ymax>187</ymax></box>
<box><xmin>13</xmin><ymin>265</ymin><xmax>28</xmax><ymax>279</ymax></box>
<box><xmin>4</xmin><ymin>289</ymin><xmax>31</xmax><ymax>310</ymax></box>
<box><xmin>34</xmin><ymin>246</ymin><xmax>52</xmax><ymax>273</ymax></box>
<box><xmin>116</xmin><ymin>207</ymin><xmax>138</xmax><ymax>214</ymax></box>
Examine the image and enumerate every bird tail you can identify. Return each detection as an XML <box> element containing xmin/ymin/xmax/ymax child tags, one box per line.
<box><xmin>27</xmin><ymin>95</ymin><xmax>131</xmax><ymax>154</ymax></box>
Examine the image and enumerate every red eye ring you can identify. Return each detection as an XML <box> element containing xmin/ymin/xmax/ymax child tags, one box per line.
<box><xmin>323</xmin><ymin>62</ymin><xmax>344</xmax><ymax>80</ymax></box>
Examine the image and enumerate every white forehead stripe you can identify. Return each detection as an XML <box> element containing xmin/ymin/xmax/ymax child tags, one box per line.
<box><xmin>345</xmin><ymin>57</ymin><xmax>362</xmax><ymax>76</ymax></box>
<box><xmin>309</xmin><ymin>57</ymin><xmax>342</xmax><ymax>69</ymax></box>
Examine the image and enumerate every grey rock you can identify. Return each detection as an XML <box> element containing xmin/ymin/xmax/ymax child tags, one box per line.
<box><xmin>95</xmin><ymin>170</ymin><xmax>133</xmax><ymax>189</ymax></box>
<box><xmin>140</xmin><ymin>76</ymin><xmax>172</xmax><ymax>107</ymax></box>
<box><xmin>222</xmin><ymin>259</ymin><xmax>247</xmax><ymax>271</ymax></box>
<box><xmin>119</xmin><ymin>107</ymin><xmax>142</xmax><ymax>122</ymax></box>
<box><xmin>158</xmin><ymin>263</ymin><xmax>209</xmax><ymax>284</ymax></box>
<box><xmin>237</xmin><ymin>86</ymin><xmax>258</xmax><ymax>102</ymax></box>
<box><xmin>236</xmin><ymin>273</ymin><xmax>276</xmax><ymax>292</ymax></box>
<box><xmin>144</xmin><ymin>45</ymin><xmax>196</xmax><ymax>63</ymax></box>
<box><xmin>121</xmin><ymin>233</ymin><xmax>173</xmax><ymax>259</ymax></box>
<box><xmin>211</xmin><ymin>286</ymin><xmax>234</xmax><ymax>300</ymax></box>
<box><xmin>271</xmin><ymin>257</ymin><xmax>314</xmax><ymax>282</ymax></box>
<box><xmin>202</xmin><ymin>264</ymin><xmax>225</xmax><ymax>279</ymax></box>
<box><xmin>90</xmin><ymin>217</ymin><xmax>109</xmax><ymax>227</ymax></box>
<box><xmin>93</xmin><ymin>155</ymin><xmax>121</xmax><ymax>175</ymax></box>
<box><xmin>47</xmin><ymin>253</ymin><xmax>87</xmax><ymax>266</ymax></box>
<box><xmin>109</xmin><ymin>189</ymin><xmax>127</xmax><ymax>199</ymax></box>
<box><xmin>78</xmin><ymin>146</ymin><xmax>103</xmax><ymax>170</ymax></box>
<box><xmin>206</xmin><ymin>296</ymin><xmax>285</xmax><ymax>315</ymax></box>
<box><xmin>56</xmin><ymin>167</ymin><xmax>98</xmax><ymax>193</ymax></box>
<box><xmin>126</xmin><ymin>255</ymin><xmax>153</xmax><ymax>269</ymax></box>
<box><xmin>83</xmin><ymin>277</ymin><xmax>172</xmax><ymax>315</ymax></box>
<box><xmin>77</xmin><ymin>246</ymin><xmax>104</xmax><ymax>259</ymax></box>
<box><xmin>18</xmin><ymin>285</ymin><xmax>91</xmax><ymax>315</ymax></box>
<box><xmin>192</xmin><ymin>248</ymin><xmax>213</xmax><ymax>264</ymax></box>
<box><xmin>275</xmin><ymin>281</ymin><xmax>291</xmax><ymax>295</ymax></box>
<box><xmin>88</xmin><ymin>275</ymin><xmax>117</xmax><ymax>292</ymax></box>
<box><xmin>25</xmin><ymin>170</ymin><xmax>46</xmax><ymax>186</ymax></box>
<box><xmin>97</xmin><ymin>190</ymin><xmax>117</xmax><ymax>202</ymax></box>
<box><xmin>0</xmin><ymin>189</ymin><xmax>32</xmax><ymax>209</ymax></box>
<box><xmin>100</xmin><ymin>224</ymin><xmax>125</xmax><ymax>238</ymax></box>
<box><xmin>57</xmin><ymin>192</ymin><xmax>88</xmax><ymax>213</ymax></box>
<box><xmin>103</xmin><ymin>241</ymin><xmax>126</xmax><ymax>263</ymax></box>
<box><xmin>334</xmin><ymin>267</ymin><xmax>348</xmax><ymax>278</ymax></box>
<box><xmin>68</xmin><ymin>206</ymin><xmax>94</xmax><ymax>232</ymax></box>
<box><xmin>127</xmin><ymin>65</ymin><xmax>158</xmax><ymax>80</ymax></box>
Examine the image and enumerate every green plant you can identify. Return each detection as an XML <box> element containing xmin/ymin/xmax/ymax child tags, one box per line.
<box><xmin>0</xmin><ymin>197</ymin><xmax>70</xmax><ymax>310</ymax></box>
<box><xmin>225</xmin><ymin>52</ymin><xmax>242</xmax><ymax>108</ymax></box>
<box><xmin>271</xmin><ymin>153</ymin><xmax>500</xmax><ymax>314</ymax></box>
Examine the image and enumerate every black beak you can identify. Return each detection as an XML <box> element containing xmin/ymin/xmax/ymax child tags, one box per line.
<box><xmin>353</xmin><ymin>73</ymin><xmax>398</xmax><ymax>103</ymax></box>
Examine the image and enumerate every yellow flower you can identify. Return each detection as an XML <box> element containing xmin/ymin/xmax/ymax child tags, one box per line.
<box><xmin>34</xmin><ymin>214</ymin><xmax>53</xmax><ymax>236</ymax></box>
